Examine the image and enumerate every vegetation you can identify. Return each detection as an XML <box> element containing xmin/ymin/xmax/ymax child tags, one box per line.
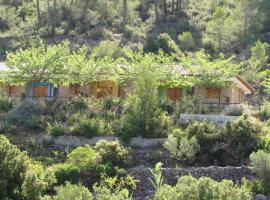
<box><xmin>1</xmin><ymin>0</ymin><xmax>270</xmax><ymax>198</ymax></box>
<box><xmin>52</xmin><ymin>182</ymin><xmax>93</xmax><ymax>200</ymax></box>
<box><xmin>250</xmin><ymin>150</ymin><xmax>270</xmax><ymax>194</ymax></box>
<box><xmin>0</xmin><ymin>135</ymin><xmax>55</xmax><ymax>199</ymax></box>
<box><xmin>154</xmin><ymin>175</ymin><xmax>252</xmax><ymax>200</ymax></box>
<box><xmin>165</xmin><ymin>115</ymin><xmax>263</xmax><ymax>165</ymax></box>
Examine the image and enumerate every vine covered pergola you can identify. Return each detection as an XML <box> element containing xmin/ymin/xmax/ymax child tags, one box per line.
<box><xmin>3</xmin><ymin>41</ymin><xmax>240</xmax><ymax>89</ymax></box>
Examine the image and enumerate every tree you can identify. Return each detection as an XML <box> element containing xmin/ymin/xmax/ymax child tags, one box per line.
<box><xmin>245</xmin><ymin>40</ymin><xmax>269</xmax><ymax>81</ymax></box>
<box><xmin>5</xmin><ymin>40</ymin><xmax>71</xmax><ymax>85</ymax></box>
<box><xmin>122</xmin><ymin>0</ymin><xmax>127</xmax><ymax>27</ymax></box>
<box><xmin>234</xmin><ymin>0</ymin><xmax>265</xmax><ymax>46</ymax></box>
<box><xmin>178</xmin><ymin>31</ymin><xmax>196</xmax><ymax>51</ymax></box>
<box><xmin>179</xmin><ymin>50</ymin><xmax>240</xmax><ymax>87</ymax></box>
<box><xmin>36</xmin><ymin>0</ymin><xmax>41</xmax><ymax>28</ymax></box>
<box><xmin>204</xmin><ymin>6</ymin><xmax>236</xmax><ymax>52</ymax></box>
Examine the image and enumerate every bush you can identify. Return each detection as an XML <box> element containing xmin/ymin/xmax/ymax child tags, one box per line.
<box><xmin>158</xmin><ymin>99</ymin><xmax>176</xmax><ymax>115</ymax></box>
<box><xmin>7</xmin><ymin>101</ymin><xmax>47</xmax><ymax>129</ymax></box>
<box><xmin>123</xmin><ymin>25</ymin><xmax>135</xmax><ymax>38</ymax></box>
<box><xmin>120</xmin><ymin>65</ymin><xmax>172</xmax><ymax>141</ymax></box>
<box><xmin>47</xmin><ymin>123</ymin><xmax>67</xmax><ymax>137</ymax></box>
<box><xmin>166</xmin><ymin>115</ymin><xmax>262</xmax><ymax>165</ymax></box>
<box><xmin>52</xmin><ymin>163</ymin><xmax>81</xmax><ymax>185</ymax></box>
<box><xmin>250</xmin><ymin>150</ymin><xmax>270</xmax><ymax>194</ymax></box>
<box><xmin>144</xmin><ymin>33</ymin><xmax>181</xmax><ymax>55</ymax></box>
<box><xmin>165</xmin><ymin>132</ymin><xmax>199</xmax><ymax>164</ymax></box>
<box><xmin>165</xmin><ymin>121</ymin><xmax>220</xmax><ymax>164</ymax></box>
<box><xmin>154</xmin><ymin>176</ymin><xmax>252</xmax><ymax>200</ymax></box>
<box><xmin>53</xmin><ymin>182</ymin><xmax>93</xmax><ymax>200</ymax></box>
<box><xmin>157</xmin><ymin>33</ymin><xmax>181</xmax><ymax>55</ymax></box>
<box><xmin>223</xmin><ymin>115</ymin><xmax>262</xmax><ymax>164</ymax></box>
<box><xmin>224</xmin><ymin>104</ymin><xmax>248</xmax><ymax>116</ymax></box>
<box><xmin>175</xmin><ymin>96</ymin><xmax>208</xmax><ymax>116</ymax></box>
<box><xmin>0</xmin><ymin>96</ymin><xmax>14</xmax><ymax>112</ymax></box>
<box><xmin>67</xmin><ymin>145</ymin><xmax>101</xmax><ymax>171</ymax></box>
<box><xmin>259</xmin><ymin>136</ymin><xmax>270</xmax><ymax>152</ymax></box>
<box><xmin>178</xmin><ymin>31</ymin><xmax>196</xmax><ymax>51</ymax></box>
<box><xmin>259</xmin><ymin>101</ymin><xmax>270</xmax><ymax>121</ymax></box>
<box><xmin>62</xmin><ymin>98</ymin><xmax>88</xmax><ymax>113</ymax></box>
<box><xmin>94</xmin><ymin>140</ymin><xmax>129</xmax><ymax>167</ymax></box>
<box><xmin>93</xmin><ymin>175</ymin><xmax>137</xmax><ymax>200</ymax></box>
<box><xmin>91</xmin><ymin>40</ymin><xmax>128</xmax><ymax>59</ymax></box>
<box><xmin>73</xmin><ymin>118</ymin><xmax>105</xmax><ymax>138</ymax></box>
<box><xmin>0</xmin><ymin>135</ymin><xmax>55</xmax><ymax>199</ymax></box>
<box><xmin>186</xmin><ymin>121</ymin><xmax>221</xmax><ymax>155</ymax></box>
<box><xmin>245</xmin><ymin>179</ymin><xmax>264</xmax><ymax>195</ymax></box>
<box><xmin>144</xmin><ymin>37</ymin><xmax>160</xmax><ymax>53</ymax></box>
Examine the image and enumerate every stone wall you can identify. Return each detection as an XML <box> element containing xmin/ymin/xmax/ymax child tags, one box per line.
<box><xmin>40</xmin><ymin>135</ymin><xmax>166</xmax><ymax>148</ymax></box>
<box><xmin>130</xmin><ymin>166</ymin><xmax>255</xmax><ymax>200</ymax></box>
<box><xmin>180</xmin><ymin>113</ymin><xmax>240</xmax><ymax>126</ymax></box>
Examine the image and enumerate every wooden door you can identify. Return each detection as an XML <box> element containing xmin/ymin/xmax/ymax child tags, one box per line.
<box><xmin>206</xmin><ymin>88</ymin><xmax>220</xmax><ymax>99</ymax></box>
<box><xmin>167</xmin><ymin>88</ymin><xmax>182</xmax><ymax>101</ymax></box>
<box><xmin>9</xmin><ymin>86</ymin><xmax>18</xmax><ymax>96</ymax></box>
<box><xmin>33</xmin><ymin>86</ymin><xmax>48</xmax><ymax>97</ymax></box>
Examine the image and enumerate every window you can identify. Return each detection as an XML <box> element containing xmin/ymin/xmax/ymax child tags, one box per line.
<box><xmin>9</xmin><ymin>86</ymin><xmax>18</xmax><ymax>96</ymax></box>
<box><xmin>206</xmin><ymin>88</ymin><xmax>220</xmax><ymax>99</ymax></box>
<box><xmin>167</xmin><ymin>88</ymin><xmax>182</xmax><ymax>101</ymax></box>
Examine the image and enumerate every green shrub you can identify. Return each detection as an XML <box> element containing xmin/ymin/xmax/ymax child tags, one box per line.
<box><xmin>175</xmin><ymin>96</ymin><xmax>208</xmax><ymax>116</ymax></box>
<box><xmin>93</xmin><ymin>175</ymin><xmax>137</xmax><ymax>200</ymax></box>
<box><xmin>224</xmin><ymin>104</ymin><xmax>248</xmax><ymax>116</ymax></box>
<box><xmin>186</xmin><ymin>120</ymin><xmax>221</xmax><ymax>155</ymax></box>
<box><xmin>47</xmin><ymin>123</ymin><xmax>67</xmax><ymax>137</ymax></box>
<box><xmin>144</xmin><ymin>33</ymin><xmax>181</xmax><ymax>55</ymax></box>
<box><xmin>178</xmin><ymin>31</ymin><xmax>196</xmax><ymax>51</ymax></box>
<box><xmin>67</xmin><ymin>145</ymin><xmax>101</xmax><ymax>171</ymax></box>
<box><xmin>157</xmin><ymin>33</ymin><xmax>181</xmax><ymax>55</ymax></box>
<box><xmin>123</xmin><ymin>25</ymin><xmax>135</xmax><ymax>39</ymax></box>
<box><xmin>154</xmin><ymin>176</ymin><xmax>252</xmax><ymax>200</ymax></box>
<box><xmin>0</xmin><ymin>96</ymin><xmax>14</xmax><ymax>112</ymax></box>
<box><xmin>158</xmin><ymin>99</ymin><xmax>176</xmax><ymax>115</ymax></box>
<box><xmin>144</xmin><ymin>37</ymin><xmax>160</xmax><ymax>53</ymax></box>
<box><xmin>94</xmin><ymin>140</ymin><xmax>129</xmax><ymax>167</ymax></box>
<box><xmin>7</xmin><ymin>101</ymin><xmax>47</xmax><ymax>129</ymax></box>
<box><xmin>259</xmin><ymin>136</ymin><xmax>270</xmax><ymax>152</ymax></box>
<box><xmin>165</xmin><ymin>121</ymin><xmax>220</xmax><ymax>164</ymax></box>
<box><xmin>223</xmin><ymin>115</ymin><xmax>262</xmax><ymax>164</ymax></box>
<box><xmin>91</xmin><ymin>40</ymin><xmax>129</xmax><ymax>59</ymax></box>
<box><xmin>164</xmin><ymin>133</ymin><xmax>200</xmax><ymax>164</ymax></box>
<box><xmin>39</xmin><ymin>25</ymin><xmax>54</xmax><ymax>37</ymax></box>
<box><xmin>250</xmin><ymin>150</ymin><xmax>270</xmax><ymax>194</ymax></box>
<box><xmin>63</xmin><ymin>98</ymin><xmax>88</xmax><ymax>113</ymax></box>
<box><xmin>166</xmin><ymin>115</ymin><xmax>262</xmax><ymax>165</ymax></box>
<box><xmin>52</xmin><ymin>163</ymin><xmax>81</xmax><ymax>185</ymax></box>
<box><xmin>102</xmin><ymin>97</ymin><xmax>123</xmax><ymax>112</ymax></box>
<box><xmin>53</xmin><ymin>182</ymin><xmax>93</xmax><ymax>200</ymax></box>
<box><xmin>73</xmin><ymin>118</ymin><xmax>105</xmax><ymax>138</ymax></box>
<box><xmin>259</xmin><ymin>101</ymin><xmax>270</xmax><ymax>121</ymax></box>
<box><xmin>245</xmin><ymin>179</ymin><xmax>264</xmax><ymax>195</ymax></box>
<box><xmin>22</xmin><ymin>164</ymin><xmax>56</xmax><ymax>200</ymax></box>
<box><xmin>0</xmin><ymin>135</ymin><xmax>55</xmax><ymax>199</ymax></box>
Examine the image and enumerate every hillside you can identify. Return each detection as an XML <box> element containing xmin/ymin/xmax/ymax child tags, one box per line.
<box><xmin>1</xmin><ymin>0</ymin><xmax>270</xmax><ymax>61</ymax></box>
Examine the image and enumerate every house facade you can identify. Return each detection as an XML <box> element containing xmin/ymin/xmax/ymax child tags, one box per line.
<box><xmin>0</xmin><ymin>62</ymin><xmax>254</xmax><ymax>103</ymax></box>
<box><xmin>161</xmin><ymin>75</ymin><xmax>254</xmax><ymax>104</ymax></box>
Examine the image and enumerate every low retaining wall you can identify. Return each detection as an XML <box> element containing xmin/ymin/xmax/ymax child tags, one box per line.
<box><xmin>40</xmin><ymin>135</ymin><xmax>166</xmax><ymax>148</ymax></box>
<box><xmin>180</xmin><ymin>113</ymin><xmax>240</xmax><ymax>126</ymax></box>
<box><xmin>130</xmin><ymin>166</ymin><xmax>255</xmax><ymax>199</ymax></box>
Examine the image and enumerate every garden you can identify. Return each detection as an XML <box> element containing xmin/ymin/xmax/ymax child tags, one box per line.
<box><xmin>0</xmin><ymin>41</ymin><xmax>270</xmax><ymax>199</ymax></box>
